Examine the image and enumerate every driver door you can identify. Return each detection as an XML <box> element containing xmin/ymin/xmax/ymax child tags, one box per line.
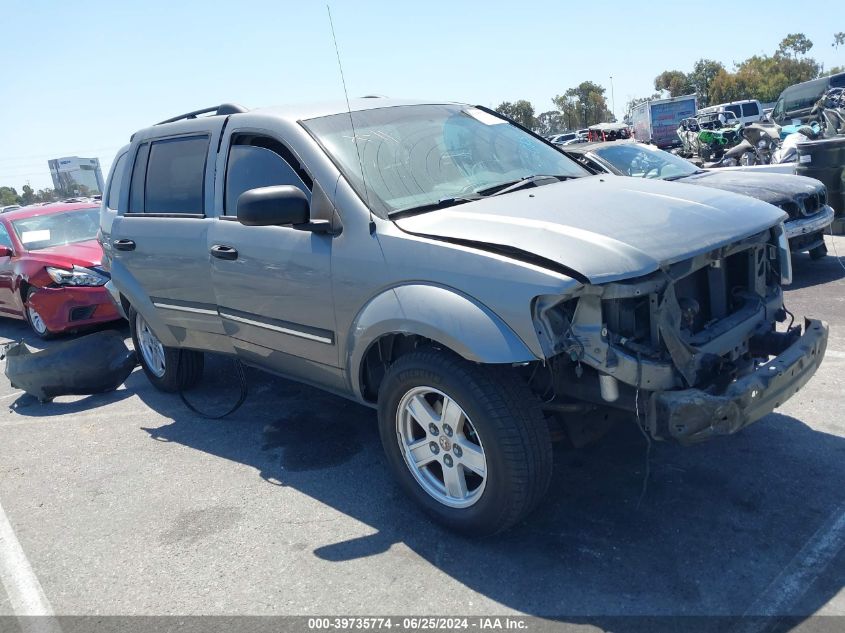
<box><xmin>207</xmin><ymin>131</ymin><xmax>338</xmax><ymax>371</ymax></box>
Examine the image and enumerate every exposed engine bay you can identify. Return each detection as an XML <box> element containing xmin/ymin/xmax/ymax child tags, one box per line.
<box><xmin>532</xmin><ymin>225</ymin><xmax>828</xmax><ymax>444</ymax></box>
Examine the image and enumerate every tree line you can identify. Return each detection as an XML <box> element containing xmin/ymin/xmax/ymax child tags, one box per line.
<box><xmin>0</xmin><ymin>183</ymin><xmax>95</xmax><ymax>207</ymax></box>
<box><xmin>627</xmin><ymin>32</ymin><xmax>844</xmax><ymax>119</ymax></box>
<box><xmin>496</xmin><ymin>31</ymin><xmax>844</xmax><ymax>136</ymax></box>
<box><xmin>496</xmin><ymin>80</ymin><xmax>613</xmax><ymax>136</ymax></box>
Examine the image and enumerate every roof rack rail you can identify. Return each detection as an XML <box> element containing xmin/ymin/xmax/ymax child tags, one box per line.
<box><xmin>156</xmin><ymin>103</ymin><xmax>248</xmax><ymax>125</ymax></box>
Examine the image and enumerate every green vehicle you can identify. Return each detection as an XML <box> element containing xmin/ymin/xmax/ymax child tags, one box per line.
<box><xmin>677</xmin><ymin>111</ymin><xmax>742</xmax><ymax>161</ymax></box>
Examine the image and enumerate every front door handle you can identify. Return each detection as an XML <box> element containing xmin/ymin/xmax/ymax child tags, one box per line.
<box><xmin>210</xmin><ymin>244</ymin><xmax>238</xmax><ymax>261</ymax></box>
<box><xmin>113</xmin><ymin>239</ymin><xmax>136</xmax><ymax>251</ymax></box>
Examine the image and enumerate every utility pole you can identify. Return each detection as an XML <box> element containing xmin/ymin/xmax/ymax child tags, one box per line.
<box><xmin>609</xmin><ymin>75</ymin><xmax>616</xmax><ymax>122</ymax></box>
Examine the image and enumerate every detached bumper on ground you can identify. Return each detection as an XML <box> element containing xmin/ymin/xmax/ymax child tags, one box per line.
<box><xmin>649</xmin><ymin>318</ymin><xmax>829</xmax><ymax>444</ymax></box>
<box><xmin>27</xmin><ymin>285</ymin><xmax>122</xmax><ymax>333</ymax></box>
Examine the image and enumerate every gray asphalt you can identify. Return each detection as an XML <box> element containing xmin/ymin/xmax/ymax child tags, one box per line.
<box><xmin>0</xmin><ymin>236</ymin><xmax>844</xmax><ymax>627</ymax></box>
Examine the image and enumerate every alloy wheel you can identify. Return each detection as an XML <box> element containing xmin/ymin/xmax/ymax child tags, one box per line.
<box><xmin>395</xmin><ymin>386</ymin><xmax>487</xmax><ymax>509</ymax></box>
<box><xmin>27</xmin><ymin>304</ymin><xmax>47</xmax><ymax>336</ymax></box>
<box><xmin>135</xmin><ymin>313</ymin><xmax>166</xmax><ymax>378</ymax></box>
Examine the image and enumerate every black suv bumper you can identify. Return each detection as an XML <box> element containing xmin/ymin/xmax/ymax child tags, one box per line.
<box><xmin>648</xmin><ymin>318</ymin><xmax>828</xmax><ymax>444</ymax></box>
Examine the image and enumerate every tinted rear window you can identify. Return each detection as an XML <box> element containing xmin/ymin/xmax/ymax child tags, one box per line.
<box><xmin>143</xmin><ymin>136</ymin><xmax>209</xmax><ymax>213</ymax></box>
<box><xmin>783</xmin><ymin>79</ymin><xmax>827</xmax><ymax>111</ymax></box>
<box><xmin>742</xmin><ymin>102</ymin><xmax>759</xmax><ymax>117</ymax></box>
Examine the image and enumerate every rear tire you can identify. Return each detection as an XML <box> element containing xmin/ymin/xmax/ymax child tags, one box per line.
<box><xmin>377</xmin><ymin>349</ymin><xmax>553</xmax><ymax>535</ymax></box>
<box><xmin>129</xmin><ymin>307</ymin><xmax>203</xmax><ymax>392</ymax></box>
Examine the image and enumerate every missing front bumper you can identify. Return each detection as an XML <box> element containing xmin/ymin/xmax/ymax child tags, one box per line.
<box><xmin>647</xmin><ymin>318</ymin><xmax>828</xmax><ymax>444</ymax></box>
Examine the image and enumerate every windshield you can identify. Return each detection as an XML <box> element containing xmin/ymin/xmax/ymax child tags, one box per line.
<box><xmin>12</xmin><ymin>208</ymin><xmax>100</xmax><ymax>251</ymax></box>
<box><xmin>593</xmin><ymin>143</ymin><xmax>699</xmax><ymax>180</ymax></box>
<box><xmin>303</xmin><ymin>104</ymin><xmax>587</xmax><ymax>215</ymax></box>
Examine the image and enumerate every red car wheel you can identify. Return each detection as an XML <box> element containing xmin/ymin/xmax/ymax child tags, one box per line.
<box><xmin>25</xmin><ymin>288</ymin><xmax>53</xmax><ymax>339</ymax></box>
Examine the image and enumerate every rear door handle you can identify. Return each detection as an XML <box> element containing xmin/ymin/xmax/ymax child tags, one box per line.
<box><xmin>210</xmin><ymin>244</ymin><xmax>238</xmax><ymax>260</ymax></box>
<box><xmin>113</xmin><ymin>239</ymin><xmax>136</xmax><ymax>251</ymax></box>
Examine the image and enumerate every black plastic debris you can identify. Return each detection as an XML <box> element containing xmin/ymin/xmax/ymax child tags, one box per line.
<box><xmin>2</xmin><ymin>330</ymin><xmax>137</xmax><ymax>402</ymax></box>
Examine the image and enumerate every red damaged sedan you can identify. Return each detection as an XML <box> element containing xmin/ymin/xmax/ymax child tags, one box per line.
<box><xmin>0</xmin><ymin>202</ymin><xmax>121</xmax><ymax>338</ymax></box>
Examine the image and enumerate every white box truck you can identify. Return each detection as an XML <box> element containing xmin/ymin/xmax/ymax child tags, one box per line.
<box><xmin>631</xmin><ymin>94</ymin><xmax>697</xmax><ymax>149</ymax></box>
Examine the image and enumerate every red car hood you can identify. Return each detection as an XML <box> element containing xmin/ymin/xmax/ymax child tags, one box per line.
<box><xmin>26</xmin><ymin>239</ymin><xmax>104</xmax><ymax>268</ymax></box>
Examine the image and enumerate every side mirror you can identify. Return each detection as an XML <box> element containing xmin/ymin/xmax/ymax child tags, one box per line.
<box><xmin>237</xmin><ymin>185</ymin><xmax>310</xmax><ymax>227</ymax></box>
<box><xmin>0</xmin><ymin>245</ymin><xmax>12</xmax><ymax>257</ymax></box>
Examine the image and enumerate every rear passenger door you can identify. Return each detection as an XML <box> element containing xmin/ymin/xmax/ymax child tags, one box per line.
<box><xmin>207</xmin><ymin>131</ymin><xmax>338</xmax><ymax>369</ymax></box>
<box><xmin>108</xmin><ymin>122</ymin><xmax>227</xmax><ymax>349</ymax></box>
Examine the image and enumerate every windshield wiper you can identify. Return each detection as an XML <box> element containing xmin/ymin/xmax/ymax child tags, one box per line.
<box><xmin>477</xmin><ymin>174</ymin><xmax>573</xmax><ymax>197</ymax></box>
<box><xmin>388</xmin><ymin>195</ymin><xmax>480</xmax><ymax>219</ymax></box>
<box><xmin>663</xmin><ymin>170</ymin><xmax>703</xmax><ymax>181</ymax></box>
<box><xmin>387</xmin><ymin>174</ymin><xmax>574</xmax><ymax>218</ymax></box>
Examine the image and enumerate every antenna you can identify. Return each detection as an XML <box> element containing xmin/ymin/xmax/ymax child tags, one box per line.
<box><xmin>327</xmin><ymin>5</ymin><xmax>375</xmax><ymax>234</ymax></box>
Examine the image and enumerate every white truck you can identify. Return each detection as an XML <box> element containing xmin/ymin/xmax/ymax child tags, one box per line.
<box><xmin>631</xmin><ymin>94</ymin><xmax>697</xmax><ymax>149</ymax></box>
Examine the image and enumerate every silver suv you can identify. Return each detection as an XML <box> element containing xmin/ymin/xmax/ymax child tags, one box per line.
<box><xmin>100</xmin><ymin>99</ymin><xmax>828</xmax><ymax>534</ymax></box>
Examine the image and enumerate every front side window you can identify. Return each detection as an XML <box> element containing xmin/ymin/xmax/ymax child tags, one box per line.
<box><xmin>224</xmin><ymin>140</ymin><xmax>311</xmax><ymax>215</ymax></box>
<box><xmin>593</xmin><ymin>144</ymin><xmax>699</xmax><ymax>180</ymax></box>
<box><xmin>12</xmin><ymin>208</ymin><xmax>100</xmax><ymax>251</ymax></box>
<box><xmin>143</xmin><ymin>136</ymin><xmax>209</xmax><ymax>213</ymax></box>
<box><xmin>726</xmin><ymin>105</ymin><xmax>742</xmax><ymax>118</ymax></box>
<box><xmin>303</xmin><ymin>104</ymin><xmax>587</xmax><ymax>216</ymax></box>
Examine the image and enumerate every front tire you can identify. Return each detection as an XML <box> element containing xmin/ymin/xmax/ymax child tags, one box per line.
<box><xmin>809</xmin><ymin>243</ymin><xmax>828</xmax><ymax>260</ymax></box>
<box><xmin>378</xmin><ymin>350</ymin><xmax>552</xmax><ymax>535</ymax></box>
<box><xmin>25</xmin><ymin>288</ymin><xmax>54</xmax><ymax>339</ymax></box>
<box><xmin>129</xmin><ymin>307</ymin><xmax>203</xmax><ymax>392</ymax></box>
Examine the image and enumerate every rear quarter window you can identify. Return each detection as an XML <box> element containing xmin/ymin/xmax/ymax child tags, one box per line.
<box><xmin>106</xmin><ymin>153</ymin><xmax>128</xmax><ymax>210</ymax></box>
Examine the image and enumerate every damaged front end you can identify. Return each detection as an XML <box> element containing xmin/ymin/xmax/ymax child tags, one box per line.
<box><xmin>533</xmin><ymin>224</ymin><xmax>828</xmax><ymax>444</ymax></box>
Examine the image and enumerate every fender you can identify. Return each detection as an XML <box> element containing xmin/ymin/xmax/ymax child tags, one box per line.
<box><xmin>109</xmin><ymin>258</ymin><xmax>181</xmax><ymax>347</ymax></box>
<box><xmin>346</xmin><ymin>284</ymin><xmax>538</xmax><ymax>400</ymax></box>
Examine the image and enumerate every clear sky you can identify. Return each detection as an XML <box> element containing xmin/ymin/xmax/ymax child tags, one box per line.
<box><xmin>1</xmin><ymin>0</ymin><xmax>842</xmax><ymax>191</ymax></box>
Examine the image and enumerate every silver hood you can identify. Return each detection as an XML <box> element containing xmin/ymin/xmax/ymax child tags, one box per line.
<box><xmin>394</xmin><ymin>175</ymin><xmax>787</xmax><ymax>284</ymax></box>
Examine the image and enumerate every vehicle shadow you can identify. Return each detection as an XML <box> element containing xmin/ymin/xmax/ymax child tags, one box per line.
<box><xmin>789</xmin><ymin>246</ymin><xmax>845</xmax><ymax>290</ymax></box>
<box><xmin>130</xmin><ymin>354</ymin><xmax>845</xmax><ymax>628</ymax></box>
<box><xmin>1</xmin><ymin>319</ymin><xmax>842</xmax><ymax>628</ymax></box>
